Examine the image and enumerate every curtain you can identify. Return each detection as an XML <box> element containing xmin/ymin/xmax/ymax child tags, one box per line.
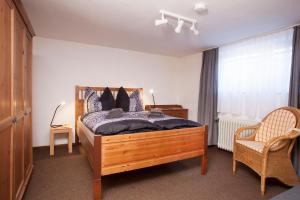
<box><xmin>218</xmin><ymin>29</ymin><xmax>294</xmax><ymax>121</ymax></box>
<box><xmin>289</xmin><ymin>26</ymin><xmax>300</xmax><ymax>176</ymax></box>
<box><xmin>198</xmin><ymin>48</ymin><xmax>219</xmax><ymax>145</ymax></box>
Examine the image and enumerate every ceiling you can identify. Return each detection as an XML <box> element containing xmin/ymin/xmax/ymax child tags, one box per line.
<box><xmin>23</xmin><ymin>0</ymin><xmax>300</xmax><ymax>57</ymax></box>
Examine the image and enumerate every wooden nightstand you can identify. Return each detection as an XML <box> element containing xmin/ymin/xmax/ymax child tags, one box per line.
<box><xmin>50</xmin><ymin>125</ymin><xmax>72</xmax><ymax>156</ymax></box>
<box><xmin>145</xmin><ymin>105</ymin><xmax>188</xmax><ymax>119</ymax></box>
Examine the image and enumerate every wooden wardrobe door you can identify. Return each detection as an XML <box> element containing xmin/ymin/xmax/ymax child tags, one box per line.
<box><xmin>12</xmin><ymin>10</ymin><xmax>26</xmax><ymax>200</ymax></box>
<box><xmin>0</xmin><ymin>1</ymin><xmax>14</xmax><ymax>200</ymax></box>
<box><xmin>23</xmin><ymin>32</ymin><xmax>33</xmax><ymax>177</ymax></box>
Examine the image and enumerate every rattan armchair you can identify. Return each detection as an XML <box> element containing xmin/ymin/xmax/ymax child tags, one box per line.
<box><xmin>233</xmin><ymin>107</ymin><xmax>300</xmax><ymax>195</ymax></box>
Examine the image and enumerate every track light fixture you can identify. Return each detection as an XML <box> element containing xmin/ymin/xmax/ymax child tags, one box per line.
<box><xmin>155</xmin><ymin>13</ymin><xmax>168</xmax><ymax>26</ymax></box>
<box><xmin>155</xmin><ymin>10</ymin><xmax>199</xmax><ymax>35</ymax></box>
<box><xmin>175</xmin><ymin>19</ymin><xmax>184</xmax><ymax>33</ymax></box>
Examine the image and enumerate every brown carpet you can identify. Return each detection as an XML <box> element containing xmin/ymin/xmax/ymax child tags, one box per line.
<box><xmin>24</xmin><ymin>146</ymin><xmax>289</xmax><ymax>200</ymax></box>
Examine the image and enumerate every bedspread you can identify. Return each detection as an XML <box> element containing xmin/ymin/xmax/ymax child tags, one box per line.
<box><xmin>82</xmin><ymin>111</ymin><xmax>200</xmax><ymax>135</ymax></box>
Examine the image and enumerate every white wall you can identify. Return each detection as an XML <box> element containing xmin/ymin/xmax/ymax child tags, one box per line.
<box><xmin>177</xmin><ymin>53</ymin><xmax>203</xmax><ymax>121</ymax></box>
<box><xmin>32</xmin><ymin>37</ymin><xmax>202</xmax><ymax>147</ymax></box>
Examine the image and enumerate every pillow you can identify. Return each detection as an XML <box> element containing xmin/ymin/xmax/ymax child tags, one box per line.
<box><xmin>84</xmin><ymin>87</ymin><xmax>102</xmax><ymax>113</ymax></box>
<box><xmin>84</xmin><ymin>87</ymin><xmax>94</xmax><ymax>99</ymax></box>
<box><xmin>116</xmin><ymin>87</ymin><xmax>130</xmax><ymax>112</ymax></box>
<box><xmin>100</xmin><ymin>87</ymin><xmax>116</xmax><ymax>110</ymax></box>
<box><xmin>106</xmin><ymin>108</ymin><xmax>124</xmax><ymax>119</ymax></box>
<box><xmin>129</xmin><ymin>90</ymin><xmax>143</xmax><ymax>112</ymax></box>
<box><xmin>83</xmin><ymin>88</ymin><xmax>93</xmax><ymax>114</ymax></box>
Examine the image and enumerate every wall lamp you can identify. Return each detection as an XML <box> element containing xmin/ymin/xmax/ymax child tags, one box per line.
<box><xmin>155</xmin><ymin>10</ymin><xmax>199</xmax><ymax>35</ymax></box>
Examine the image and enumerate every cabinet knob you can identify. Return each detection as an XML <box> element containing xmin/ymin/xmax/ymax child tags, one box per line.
<box><xmin>12</xmin><ymin>117</ymin><xmax>17</xmax><ymax>124</ymax></box>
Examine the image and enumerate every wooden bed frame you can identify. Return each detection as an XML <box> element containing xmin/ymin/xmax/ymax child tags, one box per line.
<box><xmin>75</xmin><ymin>86</ymin><xmax>208</xmax><ymax>200</ymax></box>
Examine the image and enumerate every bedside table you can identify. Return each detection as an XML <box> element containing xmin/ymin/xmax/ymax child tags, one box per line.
<box><xmin>145</xmin><ymin>105</ymin><xmax>188</xmax><ymax>119</ymax></box>
<box><xmin>50</xmin><ymin>125</ymin><xmax>72</xmax><ymax>156</ymax></box>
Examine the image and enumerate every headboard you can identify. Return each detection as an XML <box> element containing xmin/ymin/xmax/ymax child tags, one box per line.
<box><xmin>75</xmin><ymin>85</ymin><xmax>143</xmax><ymax>134</ymax></box>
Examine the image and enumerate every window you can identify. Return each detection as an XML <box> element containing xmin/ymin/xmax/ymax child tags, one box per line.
<box><xmin>218</xmin><ymin>29</ymin><xmax>293</xmax><ymax>120</ymax></box>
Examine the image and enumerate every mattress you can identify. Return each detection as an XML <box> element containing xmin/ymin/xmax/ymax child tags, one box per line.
<box><xmin>81</xmin><ymin>111</ymin><xmax>200</xmax><ymax>135</ymax></box>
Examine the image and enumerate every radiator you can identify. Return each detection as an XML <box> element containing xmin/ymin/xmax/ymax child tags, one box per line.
<box><xmin>217</xmin><ymin>118</ymin><xmax>256</xmax><ymax>152</ymax></box>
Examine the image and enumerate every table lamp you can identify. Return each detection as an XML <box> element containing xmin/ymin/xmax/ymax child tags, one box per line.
<box><xmin>149</xmin><ymin>89</ymin><xmax>156</xmax><ymax>108</ymax></box>
<box><xmin>50</xmin><ymin>101</ymin><xmax>66</xmax><ymax>128</ymax></box>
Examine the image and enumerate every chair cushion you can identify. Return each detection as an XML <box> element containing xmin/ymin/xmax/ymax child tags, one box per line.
<box><xmin>255</xmin><ymin>109</ymin><xmax>296</xmax><ymax>143</ymax></box>
<box><xmin>236</xmin><ymin>140</ymin><xmax>265</xmax><ymax>153</ymax></box>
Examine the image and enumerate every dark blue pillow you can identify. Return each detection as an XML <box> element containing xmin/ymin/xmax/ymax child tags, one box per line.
<box><xmin>116</xmin><ymin>87</ymin><xmax>130</xmax><ymax>112</ymax></box>
<box><xmin>100</xmin><ymin>87</ymin><xmax>116</xmax><ymax>110</ymax></box>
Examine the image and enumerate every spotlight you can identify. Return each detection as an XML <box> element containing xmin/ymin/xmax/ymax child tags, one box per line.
<box><xmin>174</xmin><ymin>19</ymin><xmax>184</xmax><ymax>33</ymax></box>
<box><xmin>155</xmin><ymin>13</ymin><xmax>168</xmax><ymax>26</ymax></box>
<box><xmin>190</xmin><ymin>22</ymin><xmax>199</xmax><ymax>35</ymax></box>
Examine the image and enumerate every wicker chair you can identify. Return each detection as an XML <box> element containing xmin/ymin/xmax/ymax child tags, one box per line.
<box><xmin>233</xmin><ymin>107</ymin><xmax>300</xmax><ymax>195</ymax></box>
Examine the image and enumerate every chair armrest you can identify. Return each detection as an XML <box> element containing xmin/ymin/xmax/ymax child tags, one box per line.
<box><xmin>234</xmin><ymin>123</ymin><xmax>261</xmax><ymax>140</ymax></box>
<box><xmin>264</xmin><ymin>128</ymin><xmax>300</xmax><ymax>152</ymax></box>
<box><xmin>287</xmin><ymin>128</ymin><xmax>300</xmax><ymax>139</ymax></box>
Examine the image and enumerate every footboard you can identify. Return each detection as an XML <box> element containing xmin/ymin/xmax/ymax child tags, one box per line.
<box><xmin>77</xmin><ymin>118</ymin><xmax>208</xmax><ymax>200</ymax></box>
<box><xmin>101</xmin><ymin>126</ymin><xmax>208</xmax><ymax>175</ymax></box>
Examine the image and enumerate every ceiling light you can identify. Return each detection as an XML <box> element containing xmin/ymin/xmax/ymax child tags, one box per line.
<box><xmin>155</xmin><ymin>10</ymin><xmax>199</xmax><ymax>36</ymax></box>
<box><xmin>190</xmin><ymin>22</ymin><xmax>199</xmax><ymax>35</ymax></box>
<box><xmin>174</xmin><ymin>19</ymin><xmax>184</xmax><ymax>34</ymax></box>
<box><xmin>194</xmin><ymin>2</ymin><xmax>207</xmax><ymax>13</ymax></box>
<box><xmin>155</xmin><ymin>13</ymin><xmax>168</xmax><ymax>26</ymax></box>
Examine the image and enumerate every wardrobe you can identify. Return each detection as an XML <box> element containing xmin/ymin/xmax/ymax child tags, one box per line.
<box><xmin>0</xmin><ymin>0</ymin><xmax>34</xmax><ymax>199</ymax></box>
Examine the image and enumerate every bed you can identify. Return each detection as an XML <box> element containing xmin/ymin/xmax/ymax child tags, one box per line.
<box><xmin>75</xmin><ymin>86</ymin><xmax>208</xmax><ymax>200</ymax></box>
